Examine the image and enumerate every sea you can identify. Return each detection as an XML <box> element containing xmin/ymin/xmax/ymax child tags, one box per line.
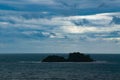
<box><xmin>0</xmin><ymin>53</ymin><xmax>120</xmax><ymax>80</ymax></box>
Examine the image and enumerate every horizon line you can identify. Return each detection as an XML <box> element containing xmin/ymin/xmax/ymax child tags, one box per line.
<box><xmin>0</xmin><ymin>53</ymin><xmax>120</xmax><ymax>54</ymax></box>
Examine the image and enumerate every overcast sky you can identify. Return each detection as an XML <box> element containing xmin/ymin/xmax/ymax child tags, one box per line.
<box><xmin>0</xmin><ymin>0</ymin><xmax>120</xmax><ymax>53</ymax></box>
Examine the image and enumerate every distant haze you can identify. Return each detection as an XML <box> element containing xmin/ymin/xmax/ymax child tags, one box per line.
<box><xmin>0</xmin><ymin>0</ymin><xmax>120</xmax><ymax>53</ymax></box>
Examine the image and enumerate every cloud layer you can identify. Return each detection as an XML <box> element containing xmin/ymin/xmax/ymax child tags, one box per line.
<box><xmin>0</xmin><ymin>12</ymin><xmax>120</xmax><ymax>41</ymax></box>
<box><xmin>0</xmin><ymin>0</ymin><xmax>120</xmax><ymax>53</ymax></box>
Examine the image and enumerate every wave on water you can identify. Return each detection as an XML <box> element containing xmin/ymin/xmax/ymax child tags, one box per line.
<box><xmin>19</xmin><ymin>61</ymin><xmax>42</xmax><ymax>63</ymax></box>
<box><xmin>19</xmin><ymin>60</ymin><xmax>109</xmax><ymax>64</ymax></box>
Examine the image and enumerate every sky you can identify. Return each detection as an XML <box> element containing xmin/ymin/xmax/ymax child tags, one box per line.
<box><xmin>0</xmin><ymin>0</ymin><xmax>120</xmax><ymax>53</ymax></box>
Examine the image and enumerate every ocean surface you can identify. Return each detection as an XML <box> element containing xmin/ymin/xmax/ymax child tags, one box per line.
<box><xmin>0</xmin><ymin>54</ymin><xmax>120</xmax><ymax>80</ymax></box>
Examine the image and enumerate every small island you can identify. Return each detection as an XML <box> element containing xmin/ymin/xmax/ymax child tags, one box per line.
<box><xmin>42</xmin><ymin>52</ymin><xmax>94</xmax><ymax>62</ymax></box>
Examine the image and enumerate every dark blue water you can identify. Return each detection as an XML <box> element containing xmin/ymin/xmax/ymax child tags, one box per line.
<box><xmin>0</xmin><ymin>54</ymin><xmax>68</xmax><ymax>63</ymax></box>
<box><xmin>0</xmin><ymin>54</ymin><xmax>120</xmax><ymax>80</ymax></box>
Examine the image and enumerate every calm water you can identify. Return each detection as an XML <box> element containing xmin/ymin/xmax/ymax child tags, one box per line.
<box><xmin>0</xmin><ymin>54</ymin><xmax>120</xmax><ymax>80</ymax></box>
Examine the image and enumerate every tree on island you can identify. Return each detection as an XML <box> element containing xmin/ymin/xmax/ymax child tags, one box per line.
<box><xmin>42</xmin><ymin>52</ymin><xmax>94</xmax><ymax>62</ymax></box>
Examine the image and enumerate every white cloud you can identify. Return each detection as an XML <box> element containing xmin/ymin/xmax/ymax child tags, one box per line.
<box><xmin>103</xmin><ymin>37</ymin><xmax>120</xmax><ymax>41</ymax></box>
<box><xmin>0</xmin><ymin>12</ymin><xmax>120</xmax><ymax>42</ymax></box>
<box><xmin>61</xmin><ymin>25</ymin><xmax>120</xmax><ymax>34</ymax></box>
<box><xmin>26</xmin><ymin>0</ymin><xmax>55</xmax><ymax>4</ymax></box>
<box><xmin>61</xmin><ymin>26</ymin><xmax>96</xmax><ymax>34</ymax></box>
